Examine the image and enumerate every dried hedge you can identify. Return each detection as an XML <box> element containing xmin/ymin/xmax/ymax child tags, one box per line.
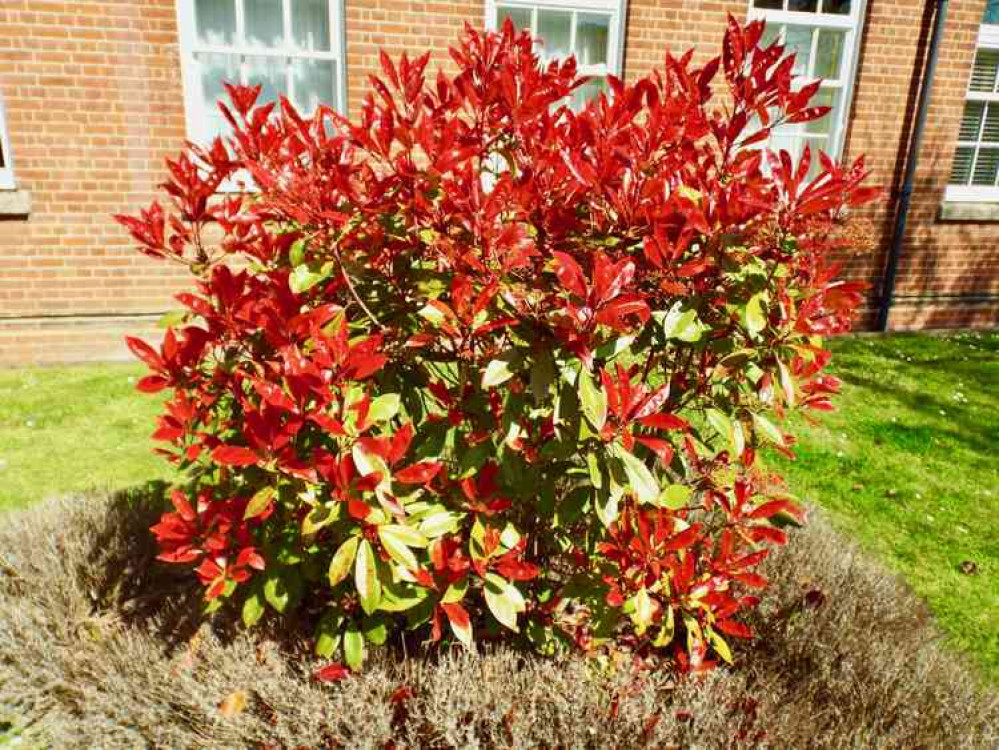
<box><xmin>1</xmin><ymin>488</ymin><xmax>995</xmax><ymax>749</ymax></box>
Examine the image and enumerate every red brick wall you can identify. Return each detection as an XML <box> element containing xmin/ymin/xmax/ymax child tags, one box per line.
<box><xmin>0</xmin><ymin>0</ymin><xmax>191</xmax><ymax>365</ymax></box>
<box><xmin>842</xmin><ymin>0</ymin><xmax>999</xmax><ymax>329</ymax></box>
<box><xmin>0</xmin><ymin>0</ymin><xmax>995</xmax><ymax>366</ymax></box>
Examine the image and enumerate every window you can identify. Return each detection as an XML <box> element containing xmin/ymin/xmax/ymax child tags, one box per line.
<box><xmin>175</xmin><ymin>0</ymin><xmax>346</xmax><ymax>144</ymax></box>
<box><xmin>946</xmin><ymin>2</ymin><xmax>999</xmax><ymax>202</ymax></box>
<box><xmin>747</xmin><ymin>0</ymin><xmax>867</xmax><ymax>175</ymax></box>
<box><xmin>485</xmin><ymin>0</ymin><xmax>627</xmax><ymax>108</ymax></box>
<box><xmin>0</xmin><ymin>92</ymin><xmax>14</xmax><ymax>190</ymax></box>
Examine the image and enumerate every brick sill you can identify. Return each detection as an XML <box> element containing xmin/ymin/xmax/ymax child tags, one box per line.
<box><xmin>938</xmin><ymin>201</ymin><xmax>999</xmax><ymax>222</ymax></box>
<box><xmin>0</xmin><ymin>189</ymin><xmax>31</xmax><ymax>218</ymax></box>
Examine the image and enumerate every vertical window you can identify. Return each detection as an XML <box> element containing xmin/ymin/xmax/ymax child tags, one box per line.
<box><xmin>946</xmin><ymin>2</ymin><xmax>999</xmax><ymax>201</ymax></box>
<box><xmin>486</xmin><ymin>0</ymin><xmax>627</xmax><ymax>109</ymax></box>
<box><xmin>176</xmin><ymin>0</ymin><xmax>347</xmax><ymax>143</ymax></box>
<box><xmin>0</xmin><ymin>92</ymin><xmax>14</xmax><ymax>190</ymax></box>
<box><xmin>747</xmin><ymin>0</ymin><xmax>867</xmax><ymax>174</ymax></box>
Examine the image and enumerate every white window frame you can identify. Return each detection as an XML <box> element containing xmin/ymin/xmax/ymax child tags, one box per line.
<box><xmin>485</xmin><ymin>0</ymin><xmax>628</xmax><ymax>83</ymax></box>
<box><xmin>175</xmin><ymin>0</ymin><xmax>347</xmax><ymax>145</ymax></box>
<box><xmin>0</xmin><ymin>93</ymin><xmax>15</xmax><ymax>190</ymax></box>
<box><xmin>945</xmin><ymin>24</ymin><xmax>999</xmax><ymax>203</ymax></box>
<box><xmin>747</xmin><ymin>0</ymin><xmax>868</xmax><ymax>164</ymax></box>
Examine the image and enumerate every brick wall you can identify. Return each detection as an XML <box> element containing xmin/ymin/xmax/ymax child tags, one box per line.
<box><xmin>0</xmin><ymin>0</ymin><xmax>995</xmax><ymax>366</ymax></box>
<box><xmin>0</xmin><ymin>0</ymin><xmax>191</xmax><ymax>365</ymax></box>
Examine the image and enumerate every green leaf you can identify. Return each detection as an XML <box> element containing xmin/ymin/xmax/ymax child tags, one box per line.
<box><xmin>243</xmin><ymin>486</ymin><xmax>275</xmax><ymax>520</ymax></box>
<box><xmin>708</xmin><ymin>627</ymin><xmax>734</xmax><ymax>664</ymax></box>
<box><xmin>362</xmin><ymin>616</ymin><xmax>388</xmax><ymax>645</ymax></box>
<box><xmin>778</xmin><ymin>358</ymin><xmax>796</xmax><ymax>406</ymax></box>
<box><xmin>483</xmin><ymin>573</ymin><xmax>526</xmax><ymax>632</ymax></box>
<box><xmin>263</xmin><ymin>573</ymin><xmax>291</xmax><ymax>613</ymax></box>
<box><xmin>752</xmin><ymin>412</ymin><xmax>784</xmax><ymax>446</ymax></box>
<box><xmin>378</xmin><ymin>524</ymin><xmax>426</xmax><ymax>570</ymax></box>
<box><xmin>653</xmin><ymin>605</ymin><xmax>675</xmax><ymax>647</ymax></box>
<box><xmin>594</xmin><ymin>488</ymin><xmax>619</xmax><ymax>527</ymax></box>
<box><xmin>355</xmin><ymin>539</ymin><xmax>382</xmax><ymax>615</ymax></box>
<box><xmin>367</xmin><ymin>394</ymin><xmax>401</xmax><ymax>424</ymax></box>
<box><xmin>328</xmin><ymin>536</ymin><xmax>360</xmax><ymax>587</ymax></box>
<box><xmin>419</xmin><ymin>510</ymin><xmax>462</xmax><ymax>538</ymax></box>
<box><xmin>658</xmin><ymin>302</ymin><xmax>705</xmax><ymax>342</ymax></box>
<box><xmin>706</xmin><ymin>409</ymin><xmax>746</xmax><ymax>456</ymax></box>
<box><xmin>289</xmin><ymin>264</ymin><xmax>327</xmax><ymax>294</ymax></box>
<box><xmin>418</xmin><ymin>302</ymin><xmax>446</xmax><ymax>326</ymax></box>
<box><xmin>241</xmin><ymin>591</ymin><xmax>265</xmax><ymax>627</ymax></box>
<box><xmin>441</xmin><ymin>578</ymin><xmax>468</xmax><ymax>604</ymax></box>
<box><xmin>530</xmin><ymin>351</ymin><xmax>557</xmax><ymax>402</ymax></box>
<box><xmin>344</xmin><ymin>623</ymin><xmax>364</xmax><ymax>670</ymax></box>
<box><xmin>482</xmin><ymin>350</ymin><xmax>518</xmax><ymax>388</ymax></box>
<box><xmin>615</xmin><ymin>445</ymin><xmax>660</xmax><ymax>505</ymax></box>
<box><xmin>744</xmin><ymin>293</ymin><xmax>767</xmax><ymax>337</ymax></box>
<box><xmin>379</xmin><ymin>581</ymin><xmax>429</xmax><ymax>612</ymax></box>
<box><xmin>289</xmin><ymin>237</ymin><xmax>308</xmax><ymax>266</ymax></box>
<box><xmin>315</xmin><ymin>611</ymin><xmax>342</xmax><ymax>657</ymax></box>
<box><xmin>660</xmin><ymin>484</ymin><xmax>692</xmax><ymax>509</ymax></box>
<box><xmin>578</xmin><ymin>369</ymin><xmax>607</xmax><ymax>431</ymax></box>
<box><xmin>631</xmin><ymin>588</ymin><xmax>653</xmax><ymax>635</ymax></box>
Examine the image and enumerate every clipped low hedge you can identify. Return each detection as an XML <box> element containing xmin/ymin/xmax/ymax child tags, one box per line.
<box><xmin>1</xmin><ymin>489</ymin><xmax>995</xmax><ymax>749</ymax></box>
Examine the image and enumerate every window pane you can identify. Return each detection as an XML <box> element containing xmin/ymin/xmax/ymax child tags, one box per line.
<box><xmin>784</xmin><ymin>26</ymin><xmax>813</xmax><ymax>77</ymax></box>
<box><xmin>195</xmin><ymin>0</ymin><xmax>236</xmax><ymax>46</ymax></box>
<box><xmin>969</xmin><ymin>49</ymin><xmax>999</xmax><ymax>93</ymax></box>
<box><xmin>246</xmin><ymin>54</ymin><xmax>286</xmax><ymax>104</ymax></box>
<box><xmin>246</xmin><ymin>0</ymin><xmax>285</xmax><ymax>49</ymax></box>
<box><xmin>983</xmin><ymin>102</ymin><xmax>999</xmax><ymax>142</ymax></box>
<box><xmin>972</xmin><ymin>147</ymin><xmax>999</xmax><ymax>185</ymax></box>
<box><xmin>805</xmin><ymin>88</ymin><xmax>838</xmax><ymax>134</ymax></box>
<box><xmin>498</xmin><ymin>5</ymin><xmax>532</xmax><ymax>31</ymax></box>
<box><xmin>196</xmin><ymin>52</ymin><xmax>240</xmax><ymax>139</ymax></box>
<box><xmin>985</xmin><ymin>0</ymin><xmax>999</xmax><ymax>24</ymax></box>
<box><xmin>575</xmin><ymin>13</ymin><xmax>610</xmax><ymax>66</ymax></box>
<box><xmin>572</xmin><ymin>76</ymin><xmax>608</xmax><ymax>110</ymax></box>
<box><xmin>822</xmin><ymin>0</ymin><xmax>852</xmax><ymax>14</ymax></box>
<box><xmin>814</xmin><ymin>28</ymin><xmax>845</xmax><ymax>80</ymax></box>
<box><xmin>292</xmin><ymin>59</ymin><xmax>335</xmax><ymax>113</ymax></box>
<box><xmin>959</xmin><ymin>100</ymin><xmax>986</xmax><ymax>141</ymax></box>
<box><xmin>537</xmin><ymin>9</ymin><xmax>572</xmax><ymax>60</ymax></box>
<box><xmin>292</xmin><ymin>0</ymin><xmax>331</xmax><ymax>51</ymax></box>
<box><xmin>754</xmin><ymin>0</ymin><xmax>783</xmax><ymax>8</ymax></box>
<box><xmin>788</xmin><ymin>0</ymin><xmax>818</xmax><ymax>11</ymax></box>
<box><xmin>950</xmin><ymin>146</ymin><xmax>974</xmax><ymax>184</ymax></box>
<box><xmin>761</xmin><ymin>23</ymin><xmax>782</xmax><ymax>49</ymax></box>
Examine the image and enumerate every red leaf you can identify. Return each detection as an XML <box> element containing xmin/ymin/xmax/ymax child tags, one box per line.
<box><xmin>395</xmin><ymin>461</ymin><xmax>444</xmax><ymax>484</ymax></box>
<box><xmin>212</xmin><ymin>445</ymin><xmax>259</xmax><ymax>466</ymax></box>
<box><xmin>664</xmin><ymin>524</ymin><xmax>701</xmax><ymax>552</ymax></box>
<box><xmin>716</xmin><ymin>619</ymin><xmax>753</xmax><ymax>639</ymax></box>
<box><xmin>126</xmin><ymin>336</ymin><xmax>163</xmax><ymax>369</ymax></box>
<box><xmin>314</xmin><ymin>663</ymin><xmax>351</xmax><ymax>683</ymax></box>
<box><xmin>551</xmin><ymin>252</ymin><xmax>588</xmax><ymax>299</ymax></box>
<box><xmin>635</xmin><ymin>437</ymin><xmax>674</xmax><ymax>465</ymax></box>
<box><xmin>638</xmin><ymin>413</ymin><xmax>690</xmax><ymax>430</ymax></box>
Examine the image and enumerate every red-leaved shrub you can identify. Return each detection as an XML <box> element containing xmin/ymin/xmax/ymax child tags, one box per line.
<box><xmin>117</xmin><ymin>17</ymin><xmax>876</xmax><ymax>676</ymax></box>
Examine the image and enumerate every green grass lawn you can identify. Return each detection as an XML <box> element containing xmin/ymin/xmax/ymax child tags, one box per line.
<box><xmin>770</xmin><ymin>331</ymin><xmax>999</xmax><ymax>682</ymax></box>
<box><xmin>0</xmin><ymin>332</ymin><xmax>996</xmax><ymax>681</ymax></box>
<box><xmin>0</xmin><ymin>364</ymin><xmax>171</xmax><ymax>511</ymax></box>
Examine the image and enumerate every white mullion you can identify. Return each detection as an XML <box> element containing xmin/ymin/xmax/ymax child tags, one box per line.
<box><xmin>806</xmin><ymin>25</ymin><xmax>818</xmax><ymax>78</ymax></box>
<box><xmin>236</xmin><ymin>0</ymin><xmax>248</xmax><ymax>85</ymax></box>
<box><xmin>967</xmin><ymin>106</ymin><xmax>989</xmax><ymax>186</ymax></box>
<box><xmin>190</xmin><ymin>44</ymin><xmax>337</xmax><ymax>61</ymax></box>
<box><xmin>569</xmin><ymin>10</ymin><xmax>577</xmax><ymax>61</ymax></box>
<box><xmin>283</xmin><ymin>0</ymin><xmax>294</xmax><ymax>106</ymax></box>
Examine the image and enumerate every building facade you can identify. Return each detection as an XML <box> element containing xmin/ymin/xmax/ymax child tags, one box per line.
<box><xmin>0</xmin><ymin>0</ymin><xmax>996</xmax><ymax>366</ymax></box>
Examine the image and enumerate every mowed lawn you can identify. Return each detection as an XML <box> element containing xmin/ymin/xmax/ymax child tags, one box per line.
<box><xmin>0</xmin><ymin>332</ymin><xmax>996</xmax><ymax>681</ymax></box>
